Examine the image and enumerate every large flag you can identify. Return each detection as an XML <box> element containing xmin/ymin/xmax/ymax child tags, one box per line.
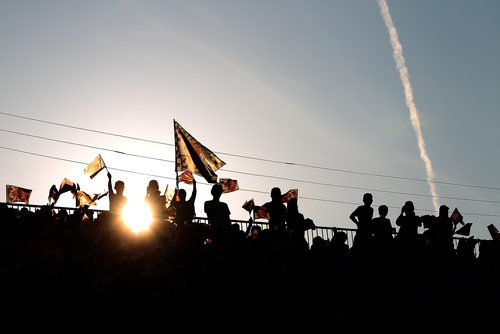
<box><xmin>219</xmin><ymin>178</ymin><xmax>239</xmax><ymax>193</ymax></box>
<box><xmin>281</xmin><ymin>189</ymin><xmax>298</xmax><ymax>203</ymax></box>
<box><xmin>174</xmin><ymin>120</ymin><xmax>225</xmax><ymax>183</ymax></box>
<box><xmin>84</xmin><ymin>154</ymin><xmax>106</xmax><ymax>179</ymax></box>
<box><xmin>6</xmin><ymin>185</ymin><xmax>32</xmax><ymax>204</ymax></box>
<box><xmin>179</xmin><ymin>171</ymin><xmax>194</xmax><ymax>184</ymax></box>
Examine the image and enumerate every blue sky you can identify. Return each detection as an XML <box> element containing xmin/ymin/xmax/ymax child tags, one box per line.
<box><xmin>1</xmin><ymin>0</ymin><xmax>499</xmax><ymax>240</ymax></box>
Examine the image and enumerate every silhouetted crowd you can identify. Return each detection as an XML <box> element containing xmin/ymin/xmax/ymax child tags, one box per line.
<box><xmin>1</xmin><ymin>185</ymin><xmax>500</xmax><ymax>333</ymax></box>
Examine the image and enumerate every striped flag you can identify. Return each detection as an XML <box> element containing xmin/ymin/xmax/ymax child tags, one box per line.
<box><xmin>219</xmin><ymin>178</ymin><xmax>239</xmax><ymax>193</ymax></box>
<box><xmin>174</xmin><ymin>120</ymin><xmax>225</xmax><ymax>183</ymax></box>
<box><xmin>6</xmin><ymin>185</ymin><xmax>32</xmax><ymax>204</ymax></box>
<box><xmin>84</xmin><ymin>154</ymin><xmax>106</xmax><ymax>179</ymax></box>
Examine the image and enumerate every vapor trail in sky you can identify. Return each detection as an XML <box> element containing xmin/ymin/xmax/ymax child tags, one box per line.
<box><xmin>378</xmin><ymin>0</ymin><xmax>439</xmax><ymax>213</ymax></box>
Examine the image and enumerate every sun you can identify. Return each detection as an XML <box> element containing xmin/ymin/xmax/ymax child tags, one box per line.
<box><xmin>121</xmin><ymin>200</ymin><xmax>153</xmax><ymax>234</ymax></box>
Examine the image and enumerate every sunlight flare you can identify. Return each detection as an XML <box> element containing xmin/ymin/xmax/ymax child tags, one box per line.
<box><xmin>121</xmin><ymin>201</ymin><xmax>153</xmax><ymax>233</ymax></box>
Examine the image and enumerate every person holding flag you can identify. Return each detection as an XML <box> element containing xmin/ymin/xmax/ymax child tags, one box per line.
<box><xmin>107</xmin><ymin>172</ymin><xmax>128</xmax><ymax>213</ymax></box>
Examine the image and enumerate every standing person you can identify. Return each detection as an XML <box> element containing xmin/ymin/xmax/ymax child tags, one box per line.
<box><xmin>429</xmin><ymin>205</ymin><xmax>455</xmax><ymax>256</ymax></box>
<box><xmin>107</xmin><ymin>172</ymin><xmax>128</xmax><ymax>213</ymax></box>
<box><xmin>171</xmin><ymin>177</ymin><xmax>197</xmax><ymax>228</ymax></box>
<box><xmin>145</xmin><ymin>179</ymin><xmax>166</xmax><ymax>220</ymax></box>
<box><xmin>349</xmin><ymin>193</ymin><xmax>374</xmax><ymax>251</ymax></box>
<box><xmin>395</xmin><ymin>200</ymin><xmax>422</xmax><ymax>249</ymax></box>
<box><xmin>372</xmin><ymin>205</ymin><xmax>393</xmax><ymax>252</ymax></box>
<box><xmin>263</xmin><ymin>187</ymin><xmax>287</xmax><ymax>232</ymax></box>
<box><xmin>204</xmin><ymin>183</ymin><xmax>231</xmax><ymax>245</ymax></box>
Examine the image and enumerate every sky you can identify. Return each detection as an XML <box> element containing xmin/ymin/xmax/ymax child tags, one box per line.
<box><xmin>1</xmin><ymin>0</ymin><xmax>499</xmax><ymax>241</ymax></box>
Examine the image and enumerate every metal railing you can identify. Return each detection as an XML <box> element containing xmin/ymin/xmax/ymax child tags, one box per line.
<box><xmin>2</xmin><ymin>202</ymin><xmax>484</xmax><ymax>252</ymax></box>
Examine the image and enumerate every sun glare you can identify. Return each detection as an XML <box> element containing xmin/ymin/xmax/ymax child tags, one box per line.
<box><xmin>121</xmin><ymin>201</ymin><xmax>153</xmax><ymax>234</ymax></box>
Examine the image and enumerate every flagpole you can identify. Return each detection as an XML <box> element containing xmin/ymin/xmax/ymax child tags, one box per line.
<box><xmin>173</xmin><ymin>119</ymin><xmax>180</xmax><ymax>189</ymax></box>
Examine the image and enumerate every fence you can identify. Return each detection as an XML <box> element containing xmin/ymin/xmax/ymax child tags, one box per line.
<box><xmin>3</xmin><ymin>202</ymin><xmax>482</xmax><ymax>252</ymax></box>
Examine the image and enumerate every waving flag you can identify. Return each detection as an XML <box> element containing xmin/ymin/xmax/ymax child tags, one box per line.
<box><xmin>487</xmin><ymin>224</ymin><xmax>500</xmax><ymax>241</ymax></box>
<box><xmin>84</xmin><ymin>154</ymin><xmax>106</xmax><ymax>179</ymax></box>
<box><xmin>281</xmin><ymin>189</ymin><xmax>298</xmax><ymax>203</ymax></box>
<box><xmin>253</xmin><ymin>205</ymin><xmax>270</xmax><ymax>220</ymax></box>
<box><xmin>242</xmin><ymin>199</ymin><xmax>255</xmax><ymax>213</ymax></box>
<box><xmin>174</xmin><ymin>120</ymin><xmax>225</xmax><ymax>183</ymax></box>
<box><xmin>76</xmin><ymin>190</ymin><xmax>108</xmax><ymax>207</ymax></box>
<box><xmin>454</xmin><ymin>223</ymin><xmax>472</xmax><ymax>236</ymax></box>
<box><xmin>219</xmin><ymin>178</ymin><xmax>239</xmax><ymax>193</ymax></box>
<box><xmin>450</xmin><ymin>208</ymin><xmax>464</xmax><ymax>225</ymax></box>
<box><xmin>6</xmin><ymin>185</ymin><xmax>32</xmax><ymax>204</ymax></box>
<box><xmin>48</xmin><ymin>184</ymin><xmax>59</xmax><ymax>204</ymax></box>
<box><xmin>179</xmin><ymin>171</ymin><xmax>194</xmax><ymax>184</ymax></box>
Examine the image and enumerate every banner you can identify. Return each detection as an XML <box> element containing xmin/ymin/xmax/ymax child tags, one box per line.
<box><xmin>179</xmin><ymin>171</ymin><xmax>194</xmax><ymax>184</ymax></box>
<box><xmin>174</xmin><ymin>120</ymin><xmax>225</xmax><ymax>183</ymax></box>
<box><xmin>6</xmin><ymin>185</ymin><xmax>32</xmax><ymax>204</ymax></box>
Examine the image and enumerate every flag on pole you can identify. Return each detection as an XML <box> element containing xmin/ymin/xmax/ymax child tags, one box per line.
<box><xmin>281</xmin><ymin>189</ymin><xmax>298</xmax><ymax>203</ymax></box>
<box><xmin>454</xmin><ymin>223</ymin><xmax>472</xmax><ymax>236</ymax></box>
<box><xmin>84</xmin><ymin>154</ymin><xmax>106</xmax><ymax>179</ymax></box>
<box><xmin>174</xmin><ymin>120</ymin><xmax>225</xmax><ymax>183</ymax></box>
<box><xmin>76</xmin><ymin>190</ymin><xmax>108</xmax><ymax>207</ymax></box>
<box><xmin>219</xmin><ymin>178</ymin><xmax>239</xmax><ymax>193</ymax></box>
<box><xmin>242</xmin><ymin>199</ymin><xmax>255</xmax><ymax>213</ymax></box>
<box><xmin>487</xmin><ymin>224</ymin><xmax>500</xmax><ymax>241</ymax></box>
<box><xmin>6</xmin><ymin>185</ymin><xmax>32</xmax><ymax>204</ymax></box>
<box><xmin>179</xmin><ymin>171</ymin><xmax>194</xmax><ymax>184</ymax></box>
<box><xmin>450</xmin><ymin>208</ymin><xmax>464</xmax><ymax>225</ymax></box>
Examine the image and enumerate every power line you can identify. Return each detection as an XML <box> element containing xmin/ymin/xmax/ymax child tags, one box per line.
<box><xmin>2</xmin><ymin>111</ymin><xmax>500</xmax><ymax>191</ymax></box>
<box><xmin>3</xmin><ymin>128</ymin><xmax>500</xmax><ymax>205</ymax></box>
<box><xmin>1</xmin><ymin>144</ymin><xmax>500</xmax><ymax>218</ymax></box>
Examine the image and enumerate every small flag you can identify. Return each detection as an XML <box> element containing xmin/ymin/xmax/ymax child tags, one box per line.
<box><xmin>84</xmin><ymin>154</ymin><xmax>106</xmax><ymax>179</ymax></box>
<box><xmin>164</xmin><ymin>184</ymin><xmax>176</xmax><ymax>203</ymax></box>
<box><xmin>242</xmin><ymin>199</ymin><xmax>255</xmax><ymax>213</ymax></box>
<box><xmin>48</xmin><ymin>185</ymin><xmax>59</xmax><ymax>204</ymax></box>
<box><xmin>454</xmin><ymin>223</ymin><xmax>472</xmax><ymax>236</ymax></box>
<box><xmin>219</xmin><ymin>178</ymin><xmax>239</xmax><ymax>193</ymax></box>
<box><xmin>59</xmin><ymin>178</ymin><xmax>78</xmax><ymax>198</ymax></box>
<box><xmin>76</xmin><ymin>190</ymin><xmax>108</xmax><ymax>207</ymax></box>
<box><xmin>179</xmin><ymin>171</ymin><xmax>194</xmax><ymax>184</ymax></box>
<box><xmin>281</xmin><ymin>189</ymin><xmax>298</xmax><ymax>203</ymax></box>
<box><xmin>487</xmin><ymin>224</ymin><xmax>500</xmax><ymax>241</ymax></box>
<box><xmin>174</xmin><ymin>120</ymin><xmax>225</xmax><ymax>183</ymax></box>
<box><xmin>450</xmin><ymin>208</ymin><xmax>464</xmax><ymax>225</ymax></box>
<box><xmin>6</xmin><ymin>185</ymin><xmax>32</xmax><ymax>204</ymax></box>
<box><xmin>253</xmin><ymin>205</ymin><xmax>270</xmax><ymax>220</ymax></box>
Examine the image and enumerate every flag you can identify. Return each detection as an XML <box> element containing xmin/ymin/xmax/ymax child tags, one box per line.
<box><xmin>59</xmin><ymin>178</ymin><xmax>78</xmax><ymax>198</ymax></box>
<box><xmin>454</xmin><ymin>223</ymin><xmax>472</xmax><ymax>236</ymax></box>
<box><xmin>242</xmin><ymin>199</ymin><xmax>255</xmax><ymax>213</ymax></box>
<box><xmin>487</xmin><ymin>224</ymin><xmax>500</xmax><ymax>241</ymax></box>
<box><xmin>253</xmin><ymin>205</ymin><xmax>270</xmax><ymax>220</ymax></box>
<box><xmin>281</xmin><ymin>189</ymin><xmax>298</xmax><ymax>203</ymax></box>
<box><xmin>76</xmin><ymin>190</ymin><xmax>108</xmax><ymax>207</ymax></box>
<box><xmin>6</xmin><ymin>185</ymin><xmax>32</xmax><ymax>204</ymax></box>
<box><xmin>164</xmin><ymin>184</ymin><xmax>176</xmax><ymax>203</ymax></box>
<box><xmin>219</xmin><ymin>178</ymin><xmax>239</xmax><ymax>193</ymax></box>
<box><xmin>84</xmin><ymin>154</ymin><xmax>106</xmax><ymax>179</ymax></box>
<box><xmin>48</xmin><ymin>184</ymin><xmax>59</xmax><ymax>204</ymax></box>
<box><xmin>450</xmin><ymin>208</ymin><xmax>464</xmax><ymax>225</ymax></box>
<box><xmin>179</xmin><ymin>171</ymin><xmax>194</xmax><ymax>184</ymax></box>
<box><xmin>174</xmin><ymin>120</ymin><xmax>225</xmax><ymax>183</ymax></box>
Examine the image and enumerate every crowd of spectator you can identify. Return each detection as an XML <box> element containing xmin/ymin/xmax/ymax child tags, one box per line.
<box><xmin>1</xmin><ymin>186</ymin><xmax>499</xmax><ymax>332</ymax></box>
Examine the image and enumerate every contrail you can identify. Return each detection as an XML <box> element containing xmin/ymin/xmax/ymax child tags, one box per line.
<box><xmin>378</xmin><ymin>0</ymin><xmax>439</xmax><ymax>213</ymax></box>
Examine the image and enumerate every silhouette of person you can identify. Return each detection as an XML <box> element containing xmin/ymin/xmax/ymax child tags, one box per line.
<box><xmin>107</xmin><ymin>172</ymin><xmax>128</xmax><ymax>213</ymax></box>
<box><xmin>145</xmin><ymin>179</ymin><xmax>166</xmax><ymax>220</ymax></box>
<box><xmin>286</xmin><ymin>197</ymin><xmax>313</xmax><ymax>253</ymax></box>
<box><xmin>429</xmin><ymin>205</ymin><xmax>455</xmax><ymax>256</ymax></box>
<box><xmin>372</xmin><ymin>205</ymin><xmax>393</xmax><ymax>251</ymax></box>
<box><xmin>204</xmin><ymin>183</ymin><xmax>231</xmax><ymax>244</ymax></box>
<box><xmin>349</xmin><ymin>193</ymin><xmax>374</xmax><ymax>250</ymax></box>
<box><xmin>395</xmin><ymin>200</ymin><xmax>422</xmax><ymax>246</ymax></box>
<box><xmin>263</xmin><ymin>187</ymin><xmax>287</xmax><ymax>232</ymax></box>
<box><xmin>171</xmin><ymin>177</ymin><xmax>197</xmax><ymax>228</ymax></box>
